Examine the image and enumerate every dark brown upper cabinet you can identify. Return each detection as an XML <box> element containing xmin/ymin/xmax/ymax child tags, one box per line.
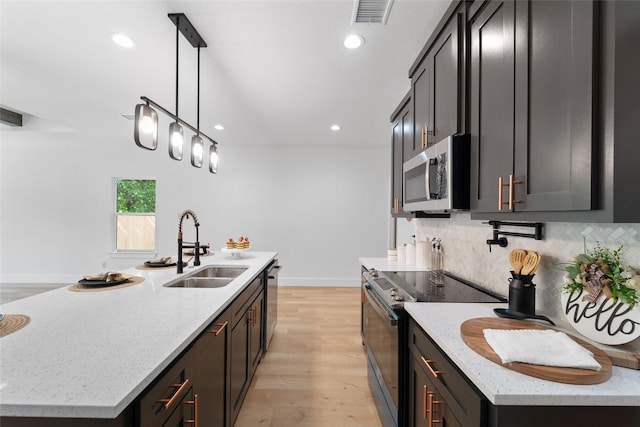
<box><xmin>409</xmin><ymin>9</ymin><xmax>464</xmax><ymax>160</ymax></box>
<box><xmin>469</xmin><ymin>0</ymin><xmax>597</xmax><ymax>217</ymax></box>
<box><xmin>391</xmin><ymin>92</ymin><xmax>413</xmax><ymax>218</ymax></box>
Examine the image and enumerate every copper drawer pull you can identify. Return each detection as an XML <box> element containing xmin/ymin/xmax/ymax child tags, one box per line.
<box><xmin>157</xmin><ymin>378</ymin><xmax>191</xmax><ymax>411</ymax></box>
<box><xmin>209</xmin><ymin>321</ymin><xmax>228</xmax><ymax>336</ymax></box>
<box><xmin>184</xmin><ymin>393</ymin><xmax>199</xmax><ymax>426</ymax></box>
<box><xmin>421</xmin><ymin>356</ymin><xmax>442</xmax><ymax>379</ymax></box>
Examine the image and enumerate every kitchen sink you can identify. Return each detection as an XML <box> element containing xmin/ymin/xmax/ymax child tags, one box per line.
<box><xmin>167</xmin><ymin>277</ymin><xmax>235</xmax><ymax>288</ymax></box>
<box><xmin>190</xmin><ymin>266</ymin><xmax>248</xmax><ymax>278</ymax></box>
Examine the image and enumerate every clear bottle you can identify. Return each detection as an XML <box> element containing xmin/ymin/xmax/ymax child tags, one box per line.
<box><xmin>434</xmin><ymin>239</ymin><xmax>444</xmax><ymax>286</ymax></box>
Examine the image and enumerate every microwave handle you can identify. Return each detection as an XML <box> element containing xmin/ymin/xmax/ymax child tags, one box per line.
<box><xmin>425</xmin><ymin>155</ymin><xmax>432</xmax><ymax>200</ymax></box>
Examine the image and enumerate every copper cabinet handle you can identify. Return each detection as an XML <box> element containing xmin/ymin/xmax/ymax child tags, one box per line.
<box><xmin>157</xmin><ymin>378</ymin><xmax>191</xmax><ymax>411</ymax></box>
<box><xmin>421</xmin><ymin>128</ymin><xmax>426</xmax><ymax>149</ymax></box>
<box><xmin>423</xmin><ymin>385</ymin><xmax>428</xmax><ymax>420</ymax></box>
<box><xmin>508</xmin><ymin>174</ymin><xmax>522</xmax><ymax>211</ymax></box>
<box><xmin>427</xmin><ymin>391</ymin><xmax>442</xmax><ymax>427</ymax></box>
<box><xmin>209</xmin><ymin>321</ymin><xmax>228</xmax><ymax>336</ymax></box>
<box><xmin>498</xmin><ymin>175</ymin><xmax>522</xmax><ymax>211</ymax></box>
<box><xmin>498</xmin><ymin>176</ymin><xmax>504</xmax><ymax>211</ymax></box>
<box><xmin>420</xmin><ymin>356</ymin><xmax>442</xmax><ymax>379</ymax></box>
<box><xmin>184</xmin><ymin>393</ymin><xmax>199</xmax><ymax>426</ymax></box>
<box><xmin>247</xmin><ymin>307</ymin><xmax>253</xmax><ymax>325</ymax></box>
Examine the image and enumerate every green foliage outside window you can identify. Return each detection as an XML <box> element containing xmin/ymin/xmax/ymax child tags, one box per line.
<box><xmin>116</xmin><ymin>179</ymin><xmax>156</xmax><ymax>213</ymax></box>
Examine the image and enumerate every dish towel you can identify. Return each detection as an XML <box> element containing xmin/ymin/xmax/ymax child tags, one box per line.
<box><xmin>483</xmin><ymin>329</ymin><xmax>602</xmax><ymax>371</ymax></box>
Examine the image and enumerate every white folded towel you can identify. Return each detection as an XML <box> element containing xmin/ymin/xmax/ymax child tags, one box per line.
<box><xmin>483</xmin><ymin>329</ymin><xmax>601</xmax><ymax>371</ymax></box>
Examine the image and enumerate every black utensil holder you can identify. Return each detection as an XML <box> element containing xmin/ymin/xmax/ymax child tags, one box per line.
<box><xmin>508</xmin><ymin>271</ymin><xmax>536</xmax><ymax>315</ymax></box>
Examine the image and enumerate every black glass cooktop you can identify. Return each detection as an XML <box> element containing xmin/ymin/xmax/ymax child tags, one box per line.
<box><xmin>380</xmin><ymin>271</ymin><xmax>506</xmax><ymax>303</ymax></box>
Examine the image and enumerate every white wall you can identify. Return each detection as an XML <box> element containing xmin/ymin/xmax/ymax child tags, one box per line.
<box><xmin>0</xmin><ymin>126</ymin><xmax>390</xmax><ymax>285</ymax></box>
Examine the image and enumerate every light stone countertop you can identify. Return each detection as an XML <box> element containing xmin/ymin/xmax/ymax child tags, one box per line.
<box><xmin>404</xmin><ymin>302</ymin><xmax>640</xmax><ymax>406</ymax></box>
<box><xmin>0</xmin><ymin>251</ymin><xmax>277</xmax><ymax>419</ymax></box>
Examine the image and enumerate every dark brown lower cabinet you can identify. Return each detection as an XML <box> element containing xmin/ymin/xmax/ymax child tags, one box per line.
<box><xmin>192</xmin><ymin>309</ymin><xmax>230</xmax><ymax>427</ymax></box>
<box><xmin>408</xmin><ymin>354</ymin><xmax>463</xmax><ymax>427</ymax></box>
<box><xmin>408</xmin><ymin>320</ymin><xmax>484</xmax><ymax>427</ymax></box>
<box><xmin>230</xmin><ymin>275</ymin><xmax>264</xmax><ymax>425</ymax></box>
<box><xmin>408</xmin><ymin>319</ymin><xmax>640</xmax><ymax>427</ymax></box>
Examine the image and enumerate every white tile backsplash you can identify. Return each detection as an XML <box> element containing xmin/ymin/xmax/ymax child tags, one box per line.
<box><xmin>403</xmin><ymin>213</ymin><xmax>640</xmax><ymax>351</ymax></box>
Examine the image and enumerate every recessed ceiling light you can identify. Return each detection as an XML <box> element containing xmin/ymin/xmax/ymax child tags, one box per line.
<box><xmin>111</xmin><ymin>33</ymin><xmax>136</xmax><ymax>48</ymax></box>
<box><xmin>214</xmin><ymin>124</ymin><xmax>225</xmax><ymax>131</ymax></box>
<box><xmin>330</xmin><ymin>124</ymin><xmax>341</xmax><ymax>131</ymax></box>
<box><xmin>342</xmin><ymin>34</ymin><xmax>365</xmax><ymax>49</ymax></box>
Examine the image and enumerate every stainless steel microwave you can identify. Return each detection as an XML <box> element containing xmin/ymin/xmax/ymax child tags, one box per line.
<box><xmin>402</xmin><ymin>134</ymin><xmax>470</xmax><ymax>213</ymax></box>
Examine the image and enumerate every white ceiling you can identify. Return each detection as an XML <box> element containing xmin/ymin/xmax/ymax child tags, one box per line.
<box><xmin>0</xmin><ymin>0</ymin><xmax>451</xmax><ymax>147</ymax></box>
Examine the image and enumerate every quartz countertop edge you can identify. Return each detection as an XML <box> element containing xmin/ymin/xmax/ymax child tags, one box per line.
<box><xmin>0</xmin><ymin>251</ymin><xmax>277</xmax><ymax>418</ymax></box>
<box><xmin>404</xmin><ymin>302</ymin><xmax>640</xmax><ymax>406</ymax></box>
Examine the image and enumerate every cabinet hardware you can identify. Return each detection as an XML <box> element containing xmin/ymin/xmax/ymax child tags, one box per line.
<box><xmin>247</xmin><ymin>307</ymin><xmax>253</xmax><ymax>325</ymax></box>
<box><xmin>157</xmin><ymin>378</ymin><xmax>191</xmax><ymax>411</ymax></box>
<box><xmin>184</xmin><ymin>393</ymin><xmax>199</xmax><ymax>426</ymax></box>
<box><xmin>421</xmin><ymin>356</ymin><xmax>442</xmax><ymax>379</ymax></box>
<box><xmin>253</xmin><ymin>306</ymin><xmax>258</xmax><ymax>327</ymax></box>
<box><xmin>421</xmin><ymin>127</ymin><xmax>432</xmax><ymax>149</ymax></box>
<box><xmin>209</xmin><ymin>321</ymin><xmax>228</xmax><ymax>336</ymax></box>
<box><xmin>423</xmin><ymin>385</ymin><xmax>428</xmax><ymax>420</ymax></box>
<box><xmin>498</xmin><ymin>175</ymin><xmax>522</xmax><ymax>211</ymax></box>
<box><xmin>427</xmin><ymin>391</ymin><xmax>442</xmax><ymax>427</ymax></box>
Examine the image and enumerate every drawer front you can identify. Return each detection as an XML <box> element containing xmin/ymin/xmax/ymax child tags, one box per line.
<box><xmin>139</xmin><ymin>351</ymin><xmax>193</xmax><ymax>427</ymax></box>
<box><xmin>409</xmin><ymin>319</ymin><xmax>484</xmax><ymax>427</ymax></box>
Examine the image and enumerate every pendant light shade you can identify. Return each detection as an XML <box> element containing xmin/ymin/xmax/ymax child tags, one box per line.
<box><xmin>168</xmin><ymin>121</ymin><xmax>184</xmax><ymax>160</ymax></box>
<box><xmin>134</xmin><ymin>103</ymin><xmax>158</xmax><ymax>150</ymax></box>
<box><xmin>191</xmin><ymin>135</ymin><xmax>204</xmax><ymax>167</ymax></box>
<box><xmin>209</xmin><ymin>144</ymin><xmax>219</xmax><ymax>174</ymax></box>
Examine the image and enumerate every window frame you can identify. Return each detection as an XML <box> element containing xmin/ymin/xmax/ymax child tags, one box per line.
<box><xmin>113</xmin><ymin>177</ymin><xmax>157</xmax><ymax>253</ymax></box>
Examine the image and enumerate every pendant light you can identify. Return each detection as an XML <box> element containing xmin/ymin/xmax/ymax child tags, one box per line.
<box><xmin>134</xmin><ymin>13</ymin><xmax>220</xmax><ymax>172</ymax></box>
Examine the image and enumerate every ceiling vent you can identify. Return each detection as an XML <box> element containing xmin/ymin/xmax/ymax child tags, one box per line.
<box><xmin>352</xmin><ymin>0</ymin><xmax>395</xmax><ymax>24</ymax></box>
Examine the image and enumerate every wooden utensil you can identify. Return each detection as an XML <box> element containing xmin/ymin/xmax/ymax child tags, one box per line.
<box><xmin>521</xmin><ymin>251</ymin><xmax>541</xmax><ymax>275</ymax></box>
<box><xmin>509</xmin><ymin>249</ymin><xmax>527</xmax><ymax>274</ymax></box>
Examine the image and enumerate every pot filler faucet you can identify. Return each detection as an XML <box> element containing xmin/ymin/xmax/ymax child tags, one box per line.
<box><xmin>177</xmin><ymin>209</ymin><xmax>201</xmax><ymax>273</ymax></box>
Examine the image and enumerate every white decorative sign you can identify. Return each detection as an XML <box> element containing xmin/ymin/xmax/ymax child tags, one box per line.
<box><xmin>561</xmin><ymin>290</ymin><xmax>640</xmax><ymax>345</ymax></box>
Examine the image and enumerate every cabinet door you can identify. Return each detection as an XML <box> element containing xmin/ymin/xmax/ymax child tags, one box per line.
<box><xmin>408</xmin><ymin>355</ymin><xmax>463</xmax><ymax>427</ymax></box>
<box><xmin>411</xmin><ymin>59</ymin><xmax>432</xmax><ymax>159</ymax></box>
<box><xmin>230</xmin><ymin>309</ymin><xmax>249</xmax><ymax>423</ymax></box>
<box><xmin>193</xmin><ymin>314</ymin><xmax>229</xmax><ymax>427</ymax></box>
<box><xmin>470</xmin><ymin>0</ymin><xmax>516</xmax><ymax>213</ymax></box>
<box><xmin>513</xmin><ymin>0</ymin><xmax>595</xmax><ymax>211</ymax></box>
<box><xmin>391</xmin><ymin>97</ymin><xmax>413</xmax><ymax>217</ymax></box>
<box><xmin>432</xmin><ymin>14</ymin><xmax>462</xmax><ymax>143</ymax></box>
<box><xmin>249</xmin><ymin>291</ymin><xmax>264</xmax><ymax>375</ymax></box>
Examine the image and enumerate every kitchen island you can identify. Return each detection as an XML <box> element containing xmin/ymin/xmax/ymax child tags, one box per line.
<box><xmin>0</xmin><ymin>251</ymin><xmax>277</xmax><ymax>423</ymax></box>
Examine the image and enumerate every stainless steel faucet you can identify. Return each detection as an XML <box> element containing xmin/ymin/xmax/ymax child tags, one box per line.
<box><xmin>177</xmin><ymin>209</ymin><xmax>201</xmax><ymax>273</ymax></box>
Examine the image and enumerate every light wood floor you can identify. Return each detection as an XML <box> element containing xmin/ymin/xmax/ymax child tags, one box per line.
<box><xmin>234</xmin><ymin>286</ymin><xmax>383</xmax><ymax>427</ymax></box>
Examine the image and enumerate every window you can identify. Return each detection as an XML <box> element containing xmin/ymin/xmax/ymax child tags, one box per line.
<box><xmin>115</xmin><ymin>178</ymin><xmax>156</xmax><ymax>251</ymax></box>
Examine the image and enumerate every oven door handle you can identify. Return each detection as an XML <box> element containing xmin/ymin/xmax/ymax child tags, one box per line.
<box><xmin>365</xmin><ymin>285</ymin><xmax>398</xmax><ymax>326</ymax></box>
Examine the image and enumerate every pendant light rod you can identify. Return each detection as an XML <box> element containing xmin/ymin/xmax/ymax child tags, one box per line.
<box><xmin>140</xmin><ymin>96</ymin><xmax>218</xmax><ymax>146</ymax></box>
<box><xmin>196</xmin><ymin>46</ymin><xmax>200</xmax><ymax>133</ymax></box>
<box><xmin>175</xmin><ymin>15</ymin><xmax>179</xmax><ymax>119</ymax></box>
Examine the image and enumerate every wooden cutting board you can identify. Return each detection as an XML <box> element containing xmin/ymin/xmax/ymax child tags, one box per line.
<box><xmin>460</xmin><ymin>317</ymin><xmax>612</xmax><ymax>384</ymax></box>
